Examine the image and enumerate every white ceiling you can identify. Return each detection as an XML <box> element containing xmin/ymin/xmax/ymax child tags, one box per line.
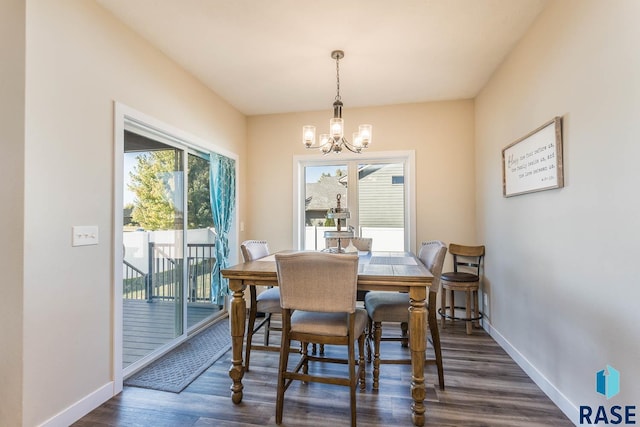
<box><xmin>95</xmin><ymin>0</ymin><xmax>548</xmax><ymax>116</ymax></box>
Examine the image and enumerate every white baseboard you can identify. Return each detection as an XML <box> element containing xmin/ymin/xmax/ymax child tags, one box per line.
<box><xmin>38</xmin><ymin>381</ymin><xmax>114</xmax><ymax>427</ymax></box>
<box><xmin>482</xmin><ymin>320</ymin><xmax>579</xmax><ymax>426</ymax></box>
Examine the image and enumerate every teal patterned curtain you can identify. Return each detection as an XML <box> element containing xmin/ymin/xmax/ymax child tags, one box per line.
<box><xmin>209</xmin><ymin>152</ymin><xmax>236</xmax><ymax>305</ymax></box>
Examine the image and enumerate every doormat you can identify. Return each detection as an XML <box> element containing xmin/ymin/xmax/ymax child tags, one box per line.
<box><xmin>124</xmin><ymin>319</ymin><xmax>231</xmax><ymax>393</ymax></box>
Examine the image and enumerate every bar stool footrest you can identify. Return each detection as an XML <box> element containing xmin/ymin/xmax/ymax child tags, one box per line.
<box><xmin>438</xmin><ymin>306</ymin><xmax>483</xmax><ymax>322</ymax></box>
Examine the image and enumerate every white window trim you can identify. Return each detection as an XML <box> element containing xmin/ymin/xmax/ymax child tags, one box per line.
<box><xmin>292</xmin><ymin>150</ymin><xmax>416</xmax><ymax>252</ymax></box>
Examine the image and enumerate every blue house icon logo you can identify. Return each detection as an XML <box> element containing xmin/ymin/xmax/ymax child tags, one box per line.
<box><xmin>596</xmin><ymin>365</ymin><xmax>620</xmax><ymax>399</ymax></box>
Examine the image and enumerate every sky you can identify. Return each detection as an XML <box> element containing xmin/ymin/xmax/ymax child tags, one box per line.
<box><xmin>305</xmin><ymin>164</ymin><xmax>345</xmax><ymax>183</ymax></box>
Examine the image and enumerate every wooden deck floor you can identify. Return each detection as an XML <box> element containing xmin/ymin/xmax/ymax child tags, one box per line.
<box><xmin>123</xmin><ymin>299</ymin><xmax>221</xmax><ymax>368</ymax></box>
<box><xmin>79</xmin><ymin>319</ymin><xmax>572</xmax><ymax>426</ymax></box>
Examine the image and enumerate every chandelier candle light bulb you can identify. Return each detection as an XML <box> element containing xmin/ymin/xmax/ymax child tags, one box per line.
<box><xmin>302</xmin><ymin>50</ymin><xmax>372</xmax><ymax>155</ymax></box>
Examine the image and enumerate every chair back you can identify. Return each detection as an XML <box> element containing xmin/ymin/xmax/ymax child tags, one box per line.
<box><xmin>275</xmin><ymin>252</ymin><xmax>359</xmax><ymax>313</ymax></box>
<box><xmin>449</xmin><ymin>243</ymin><xmax>484</xmax><ymax>276</ymax></box>
<box><xmin>325</xmin><ymin>237</ymin><xmax>372</xmax><ymax>252</ymax></box>
<box><xmin>418</xmin><ymin>240</ymin><xmax>447</xmax><ymax>293</ymax></box>
<box><xmin>241</xmin><ymin>240</ymin><xmax>270</xmax><ymax>261</ymax></box>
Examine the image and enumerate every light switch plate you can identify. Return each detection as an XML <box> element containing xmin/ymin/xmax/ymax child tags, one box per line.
<box><xmin>72</xmin><ymin>225</ymin><xmax>99</xmax><ymax>246</ymax></box>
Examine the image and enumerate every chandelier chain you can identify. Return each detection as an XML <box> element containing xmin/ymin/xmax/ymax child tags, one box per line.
<box><xmin>335</xmin><ymin>54</ymin><xmax>341</xmax><ymax>102</ymax></box>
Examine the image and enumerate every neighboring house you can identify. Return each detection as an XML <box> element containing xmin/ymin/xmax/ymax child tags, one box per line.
<box><xmin>305</xmin><ymin>175</ymin><xmax>346</xmax><ymax>226</ymax></box>
<box><xmin>355</xmin><ymin>163</ymin><xmax>404</xmax><ymax>229</ymax></box>
<box><xmin>305</xmin><ymin>165</ymin><xmax>405</xmax><ymax>228</ymax></box>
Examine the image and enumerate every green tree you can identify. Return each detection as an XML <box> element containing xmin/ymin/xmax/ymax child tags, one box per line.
<box><xmin>128</xmin><ymin>150</ymin><xmax>178</xmax><ymax>230</ymax></box>
<box><xmin>128</xmin><ymin>151</ymin><xmax>214</xmax><ymax>231</ymax></box>
<box><xmin>187</xmin><ymin>155</ymin><xmax>214</xmax><ymax>229</ymax></box>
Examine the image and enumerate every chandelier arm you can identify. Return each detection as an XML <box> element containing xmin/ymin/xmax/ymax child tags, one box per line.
<box><xmin>341</xmin><ymin>138</ymin><xmax>362</xmax><ymax>154</ymax></box>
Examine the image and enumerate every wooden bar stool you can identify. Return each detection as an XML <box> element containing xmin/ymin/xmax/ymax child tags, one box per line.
<box><xmin>438</xmin><ymin>244</ymin><xmax>485</xmax><ymax>335</ymax></box>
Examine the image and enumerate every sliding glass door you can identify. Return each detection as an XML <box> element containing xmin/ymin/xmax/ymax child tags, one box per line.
<box><xmin>122</xmin><ymin>129</ymin><xmax>222</xmax><ymax>372</ymax></box>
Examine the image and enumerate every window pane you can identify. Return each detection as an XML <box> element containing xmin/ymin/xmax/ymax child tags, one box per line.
<box><xmin>304</xmin><ymin>164</ymin><xmax>347</xmax><ymax>250</ymax></box>
<box><xmin>358</xmin><ymin>163</ymin><xmax>405</xmax><ymax>251</ymax></box>
<box><xmin>122</xmin><ymin>144</ymin><xmax>184</xmax><ymax>368</ymax></box>
<box><xmin>186</xmin><ymin>153</ymin><xmax>218</xmax><ymax>329</ymax></box>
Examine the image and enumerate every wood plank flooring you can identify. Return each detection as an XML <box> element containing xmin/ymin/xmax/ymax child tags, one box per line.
<box><xmin>77</xmin><ymin>320</ymin><xmax>572</xmax><ymax>426</ymax></box>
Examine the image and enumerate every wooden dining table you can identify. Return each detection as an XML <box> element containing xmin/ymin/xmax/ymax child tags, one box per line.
<box><xmin>221</xmin><ymin>250</ymin><xmax>434</xmax><ymax>426</ymax></box>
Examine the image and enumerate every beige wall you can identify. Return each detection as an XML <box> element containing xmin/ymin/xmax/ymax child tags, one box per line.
<box><xmin>20</xmin><ymin>1</ymin><xmax>246</xmax><ymax>425</ymax></box>
<box><xmin>246</xmin><ymin>101</ymin><xmax>476</xmax><ymax>254</ymax></box>
<box><xmin>475</xmin><ymin>0</ymin><xmax>640</xmax><ymax>421</ymax></box>
<box><xmin>0</xmin><ymin>1</ymin><xmax>25</xmax><ymax>425</ymax></box>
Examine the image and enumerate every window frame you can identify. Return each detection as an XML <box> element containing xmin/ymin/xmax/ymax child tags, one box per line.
<box><xmin>292</xmin><ymin>150</ymin><xmax>416</xmax><ymax>252</ymax></box>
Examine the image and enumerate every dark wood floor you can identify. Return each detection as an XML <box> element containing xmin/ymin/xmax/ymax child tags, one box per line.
<box><xmin>77</xmin><ymin>319</ymin><xmax>572</xmax><ymax>426</ymax></box>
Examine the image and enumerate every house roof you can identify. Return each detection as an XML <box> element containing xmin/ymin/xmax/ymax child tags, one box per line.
<box><xmin>305</xmin><ymin>175</ymin><xmax>347</xmax><ymax>211</ymax></box>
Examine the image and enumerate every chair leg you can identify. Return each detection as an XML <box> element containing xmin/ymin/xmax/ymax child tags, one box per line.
<box><xmin>263</xmin><ymin>313</ymin><xmax>271</xmax><ymax>346</ymax></box>
<box><xmin>449</xmin><ymin>290</ymin><xmax>456</xmax><ymax>325</ymax></box>
<box><xmin>465</xmin><ymin>290</ymin><xmax>472</xmax><ymax>335</ymax></box>
<box><xmin>348</xmin><ymin>336</ymin><xmax>357</xmax><ymax>427</ymax></box>
<box><xmin>473</xmin><ymin>289</ymin><xmax>481</xmax><ymax>328</ymax></box>
<box><xmin>358</xmin><ymin>333</ymin><xmax>366</xmax><ymax>391</ymax></box>
<box><xmin>372</xmin><ymin>321</ymin><xmax>382</xmax><ymax>391</ymax></box>
<box><xmin>400</xmin><ymin>322</ymin><xmax>409</xmax><ymax>347</ymax></box>
<box><xmin>310</xmin><ymin>343</ymin><xmax>325</xmax><ymax>355</ymax></box>
<box><xmin>302</xmin><ymin>342</ymin><xmax>309</xmax><ymax>376</ymax></box>
<box><xmin>440</xmin><ymin>289</ymin><xmax>447</xmax><ymax>329</ymax></box>
<box><xmin>429</xmin><ymin>309</ymin><xmax>445</xmax><ymax>390</ymax></box>
<box><xmin>245</xmin><ymin>304</ymin><xmax>258</xmax><ymax>372</ymax></box>
<box><xmin>366</xmin><ymin>318</ymin><xmax>373</xmax><ymax>363</ymax></box>
<box><xmin>276</xmin><ymin>310</ymin><xmax>291</xmax><ymax>425</ymax></box>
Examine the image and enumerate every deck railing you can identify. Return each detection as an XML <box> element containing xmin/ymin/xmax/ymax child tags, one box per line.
<box><xmin>123</xmin><ymin>259</ymin><xmax>148</xmax><ymax>300</ymax></box>
<box><xmin>123</xmin><ymin>242</ymin><xmax>216</xmax><ymax>302</ymax></box>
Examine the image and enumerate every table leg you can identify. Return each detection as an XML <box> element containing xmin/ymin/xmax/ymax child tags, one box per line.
<box><xmin>228</xmin><ymin>279</ymin><xmax>246</xmax><ymax>404</ymax></box>
<box><xmin>409</xmin><ymin>287</ymin><xmax>428</xmax><ymax>426</ymax></box>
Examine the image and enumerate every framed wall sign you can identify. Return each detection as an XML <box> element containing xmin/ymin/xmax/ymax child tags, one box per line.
<box><xmin>502</xmin><ymin>117</ymin><xmax>563</xmax><ymax>197</ymax></box>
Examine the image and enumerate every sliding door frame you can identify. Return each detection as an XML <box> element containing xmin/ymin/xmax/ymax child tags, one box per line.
<box><xmin>113</xmin><ymin>102</ymin><xmax>239</xmax><ymax>393</ymax></box>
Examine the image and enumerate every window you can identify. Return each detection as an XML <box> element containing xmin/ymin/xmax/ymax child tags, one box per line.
<box><xmin>294</xmin><ymin>151</ymin><xmax>415</xmax><ymax>252</ymax></box>
<box><xmin>392</xmin><ymin>175</ymin><xmax>404</xmax><ymax>185</ymax></box>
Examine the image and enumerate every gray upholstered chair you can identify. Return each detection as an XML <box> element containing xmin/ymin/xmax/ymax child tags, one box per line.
<box><xmin>364</xmin><ymin>240</ymin><xmax>447</xmax><ymax>390</ymax></box>
<box><xmin>275</xmin><ymin>252</ymin><xmax>367</xmax><ymax>427</ymax></box>
<box><xmin>240</xmin><ymin>240</ymin><xmax>280</xmax><ymax>371</ymax></box>
<box><xmin>325</xmin><ymin>236</ymin><xmax>373</xmax><ymax>253</ymax></box>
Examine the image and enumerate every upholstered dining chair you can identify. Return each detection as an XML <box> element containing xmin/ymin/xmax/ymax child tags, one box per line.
<box><xmin>274</xmin><ymin>252</ymin><xmax>367</xmax><ymax>427</ymax></box>
<box><xmin>364</xmin><ymin>240</ymin><xmax>448</xmax><ymax>390</ymax></box>
<box><xmin>325</xmin><ymin>236</ymin><xmax>373</xmax><ymax>253</ymax></box>
<box><xmin>326</xmin><ymin>236</ymin><xmax>373</xmax><ymax>304</ymax></box>
<box><xmin>439</xmin><ymin>243</ymin><xmax>485</xmax><ymax>335</ymax></box>
<box><xmin>240</xmin><ymin>240</ymin><xmax>280</xmax><ymax>371</ymax></box>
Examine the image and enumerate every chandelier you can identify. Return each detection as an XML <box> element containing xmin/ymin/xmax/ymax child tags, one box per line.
<box><xmin>302</xmin><ymin>50</ymin><xmax>372</xmax><ymax>154</ymax></box>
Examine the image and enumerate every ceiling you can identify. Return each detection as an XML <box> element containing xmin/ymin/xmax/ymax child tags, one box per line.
<box><xmin>95</xmin><ymin>0</ymin><xmax>548</xmax><ymax>116</ymax></box>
